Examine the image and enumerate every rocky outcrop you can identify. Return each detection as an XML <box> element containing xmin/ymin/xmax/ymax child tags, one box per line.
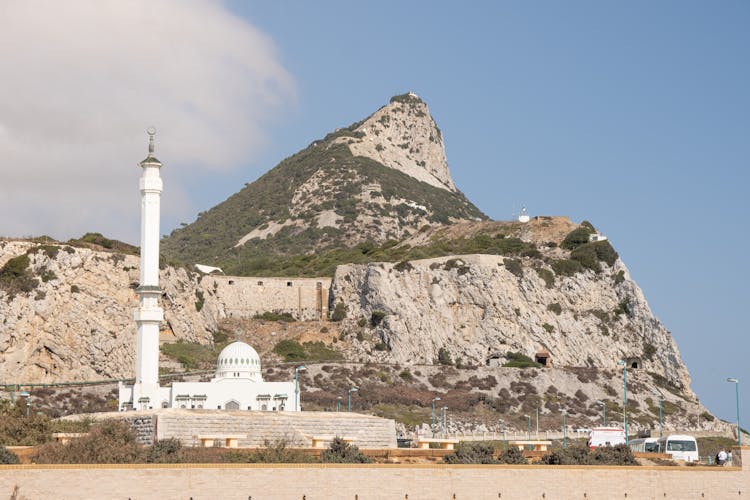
<box><xmin>0</xmin><ymin>241</ymin><xmax>215</xmax><ymax>383</ymax></box>
<box><xmin>343</xmin><ymin>93</ymin><xmax>456</xmax><ymax>192</ymax></box>
<box><xmin>331</xmin><ymin>253</ymin><xmax>691</xmax><ymax>390</ymax></box>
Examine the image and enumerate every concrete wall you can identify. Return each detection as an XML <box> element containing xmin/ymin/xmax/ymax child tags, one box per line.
<box><xmin>204</xmin><ymin>276</ymin><xmax>331</xmax><ymax>321</ymax></box>
<box><xmin>1</xmin><ymin>451</ymin><xmax>748</xmax><ymax>500</ymax></box>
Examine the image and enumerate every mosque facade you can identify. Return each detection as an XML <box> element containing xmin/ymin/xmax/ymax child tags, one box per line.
<box><xmin>118</xmin><ymin>130</ymin><xmax>297</xmax><ymax>412</ymax></box>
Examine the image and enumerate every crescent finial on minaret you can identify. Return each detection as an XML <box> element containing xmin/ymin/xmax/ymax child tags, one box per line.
<box><xmin>147</xmin><ymin>127</ymin><xmax>156</xmax><ymax>155</ymax></box>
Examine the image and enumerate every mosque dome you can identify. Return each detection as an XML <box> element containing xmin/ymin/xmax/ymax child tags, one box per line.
<box><xmin>214</xmin><ymin>341</ymin><xmax>262</xmax><ymax>381</ymax></box>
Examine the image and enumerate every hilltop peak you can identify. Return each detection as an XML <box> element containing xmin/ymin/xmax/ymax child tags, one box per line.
<box><xmin>333</xmin><ymin>93</ymin><xmax>456</xmax><ymax>192</ymax></box>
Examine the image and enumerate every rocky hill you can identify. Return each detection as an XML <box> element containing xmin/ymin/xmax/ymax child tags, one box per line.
<box><xmin>161</xmin><ymin>93</ymin><xmax>485</xmax><ymax>275</ymax></box>
<box><xmin>0</xmin><ymin>240</ymin><xmax>215</xmax><ymax>383</ymax></box>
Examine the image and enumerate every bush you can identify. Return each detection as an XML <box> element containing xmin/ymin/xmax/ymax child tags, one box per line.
<box><xmin>147</xmin><ymin>438</ymin><xmax>182</xmax><ymax>463</ymax></box>
<box><xmin>503</xmin><ymin>352</ymin><xmax>541</xmax><ymax>369</ymax></box>
<box><xmin>33</xmin><ymin>420</ymin><xmax>143</xmax><ymax>464</ymax></box>
<box><xmin>541</xmin><ymin>444</ymin><xmax>637</xmax><ymax>465</ymax></box>
<box><xmin>225</xmin><ymin>440</ymin><xmax>313</xmax><ymax>463</ymax></box>
<box><xmin>399</xmin><ymin>369</ymin><xmax>414</xmax><ymax>382</ymax></box>
<box><xmin>643</xmin><ymin>343</ymin><xmax>656</xmax><ymax>361</ymax></box>
<box><xmin>542</xmin><ymin>323</ymin><xmax>555</xmax><ymax>333</ymax></box>
<box><xmin>0</xmin><ymin>254</ymin><xmax>37</xmax><ymax>298</ymax></box>
<box><xmin>393</xmin><ymin>260</ymin><xmax>413</xmax><ymax>272</ymax></box>
<box><xmin>0</xmin><ymin>399</ymin><xmax>52</xmax><ymax>446</ymax></box>
<box><xmin>443</xmin><ymin>441</ymin><xmax>497</xmax><ymax>464</ymax></box>
<box><xmin>535</xmin><ymin>268</ymin><xmax>555</xmax><ymax>288</ymax></box>
<box><xmin>194</xmin><ymin>290</ymin><xmax>205</xmax><ymax>312</ymax></box>
<box><xmin>160</xmin><ymin>340</ymin><xmax>217</xmax><ymax>370</ymax></box>
<box><xmin>497</xmin><ymin>446</ymin><xmax>527</xmax><ymax>464</ymax></box>
<box><xmin>0</xmin><ymin>445</ymin><xmax>20</xmax><ymax>464</ymax></box>
<box><xmin>547</xmin><ymin>303</ymin><xmax>562</xmax><ymax>315</ymax></box>
<box><xmin>331</xmin><ymin>302</ymin><xmax>347</xmax><ymax>322</ymax></box>
<box><xmin>370</xmin><ymin>310</ymin><xmax>387</xmax><ymax>327</ymax></box>
<box><xmin>561</xmin><ymin>226</ymin><xmax>594</xmax><ymax>250</ymax></box>
<box><xmin>254</xmin><ymin>311</ymin><xmax>296</xmax><ymax>322</ymax></box>
<box><xmin>551</xmin><ymin>259</ymin><xmax>583</xmax><ymax>277</ymax></box>
<box><xmin>321</xmin><ymin>436</ymin><xmax>371</xmax><ymax>463</ymax></box>
<box><xmin>437</xmin><ymin>347</ymin><xmax>453</xmax><ymax>366</ymax></box>
<box><xmin>504</xmin><ymin>258</ymin><xmax>523</xmax><ymax>278</ymax></box>
<box><xmin>272</xmin><ymin>339</ymin><xmax>306</xmax><ymax>361</ymax></box>
<box><xmin>613</xmin><ymin>299</ymin><xmax>631</xmax><ymax>317</ymax></box>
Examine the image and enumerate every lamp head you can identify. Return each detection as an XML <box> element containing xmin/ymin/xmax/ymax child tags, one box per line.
<box><xmin>727</xmin><ymin>378</ymin><xmax>739</xmax><ymax>383</ymax></box>
<box><xmin>297</xmin><ymin>365</ymin><xmax>307</xmax><ymax>372</ymax></box>
<box><xmin>617</xmin><ymin>360</ymin><xmax>625</xmax><ymax>366</ymax></box>
<box><xmin>350</xmin><ymin>387</ymin><xmax>358</xmax><ymax>393</ymax></box>
<box><xmin>433</xmin><ymin>397</ymin><xmax>441</xmax><ymax>402</ymax></box>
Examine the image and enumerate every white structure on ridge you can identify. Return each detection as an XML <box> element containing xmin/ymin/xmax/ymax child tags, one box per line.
<box><xmin>518</xmin><ymin>206</ymin><xmax>530</xmax><ymax>223</ymax></box>
<box><xmin>119</xmin><ymin>130</ymin><xmax>297</xmax><ymax>412</ymax></box>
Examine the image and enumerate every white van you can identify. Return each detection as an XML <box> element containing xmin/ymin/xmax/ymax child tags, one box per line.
<box><xmin>656</xmin><ymin>435</ymin><xmax>699</xmax><ymax>462</ymax></box>
<box><xmin>629</xmin><ymin>437</ymin><xmax>659</xmax><ymax>453</ymax></box>
<box><xmin>588</xmin><ymin>427</ymin><xmax>626</xmax><ymax>448</ymax></box>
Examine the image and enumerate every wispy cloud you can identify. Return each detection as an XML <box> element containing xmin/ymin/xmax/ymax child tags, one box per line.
<box><xmin>0</xmin><ymin>0</ymin><xmax>294</xmax><ymax>243</ymax></box>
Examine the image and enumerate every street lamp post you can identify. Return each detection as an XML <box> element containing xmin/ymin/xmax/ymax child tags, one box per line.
<box><xmin>294</xmin><ymin>365</ymin><xmax>306</xmax><ymax>411</ymax></box>
<box><xmin>618</xmin><ymin>360</ymin><xmax>629</xmax><ymax>446</ymax></box>
<box><xmin>651</xmin><ymin>389</ymin><xmax>663</xmax><ymax>438</ymax></box>
<box><xmin>19</xmin><ymin>391</ymin><xmax>30</xmax><ymax>417</ymax></box>
<box><xmin>431</xmin><ymin>397</ymin><xmax>441</xmax><ymax>437</ymax></box>
<box><xmin>441</xmin><ymin>406</ymin><xmax>448</xmax><ymax>436</ymax></box>
<box><xmin>336</xmin><ymin>396</ymin><xmax>342</xmax><ymax>412</ymax></box>
<box><xmin>596</xmin><ymin>400</ymin><xmax>607</xmax><ymax>426</ymax></box>
<box><xmin>562</xmin><ymin>409</ymin><xmax>567</xmax><ymax>449</ymax></box>
<box><xmin>727</xmin><ymin>378</ymin><xmax>741</xmax><ymax>446</ymax></box>
<box><xmin>524</xmin><ymin>414</ymin><xmax>531</xmax><ymax>440</ymax></box>
<box><xmin>348</xmin><ymin>387</ymin><xmax>358</xmax><ymax>412</ymax></box>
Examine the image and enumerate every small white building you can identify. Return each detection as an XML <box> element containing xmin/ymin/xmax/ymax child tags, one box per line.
<box><xmin>118</xmin><ymin>340</ymin><xmax>297</xmax><ymax>412</ymax></box>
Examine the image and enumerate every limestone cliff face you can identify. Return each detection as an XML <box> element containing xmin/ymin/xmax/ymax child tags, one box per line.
<box><xmin>0</xmin><ymin>241</ymin><xmax>215</xmax><ymax>383</ymax></box>
<box><xmin>344</xmin><ymin>93</ymin><xmax>456</xmax><ymax>192</ymax></box>
<box><xmin>331</xmin><ymin>254</ymin><xmax>691</xmax><ymax>390</ymax></box>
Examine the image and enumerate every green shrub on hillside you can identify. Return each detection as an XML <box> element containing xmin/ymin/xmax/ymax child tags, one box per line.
<box><xmin>504</xmin><ymin>258</ymin><xmax>523</xmax><ymax>278</ymax></box>
<box><xmin>437</xmin><ymin>347</ymin><xmax>453</xmax><ymax>366</ymax></box>
<box><xmin>254</xmin><ymin>311</ymin><xmax>296</xmax><ymax>322</ymax></box>
<box><xmin>0</xmin><ymin>254</ymin><xmax>37</xmax><ymax>298</ymax></box>
<box><xmin>561</xmin><ymin>226</ymin><xmax>595</xmax><ymax>250</ymax></box>
<box><xmin>503</xmin><ymin>352</ymin><xmax>541</xmax><ymax>369</ymax></box>
<box><xmin>550</xmin><ymin>259</ymin><xmax>583</xmax><ymax>277</ymax></box>
<box><xmin>331</xmin><ymin>302</ymin><xmax>347</xmax><ymax>322</ymax></box>
<box><xmin>535</xmin><ymin>267</ymin><xmax>555</xmax><ymax>288</ymax></box>
<box><xmin>370</xmin><ymin>310</ymin><xmax>387</xmax><ymax>326</ymax></box>
<box><xmin>160</xmin><ymin>340</ymin><xmax>218</xmax><ymax>370</ymax></box>
<box><xmin>273</xmin><ymin>339</ymin><xmax>343</xmax><ymax>362</ymax></box>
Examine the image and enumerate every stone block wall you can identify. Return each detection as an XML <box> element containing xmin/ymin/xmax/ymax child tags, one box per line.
<box><xmin>203</xmin><ymin>276</ymin><xmax>331</xmax><ymax>321</ymax></box>
<box><xmin>154</xmin><ymin>409</ymin><xmax>396</xmax><ymax>448</ymax></box>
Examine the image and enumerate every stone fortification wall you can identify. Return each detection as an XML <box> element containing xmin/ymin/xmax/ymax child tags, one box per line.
<box><xmin>202</xmin><ymin>276</ymin><xmax>331</xmax><ymax>321</ymax></box>
<box><xmin>1</xmin><ymin>449</ymin><xmax>748</xmax><ymax>500</ymax></box>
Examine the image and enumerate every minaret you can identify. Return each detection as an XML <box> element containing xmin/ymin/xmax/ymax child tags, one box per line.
<box><xmin>132</xmin><ymin>127</ymin><xmax>164</xmax><ymax>409</ymax></box>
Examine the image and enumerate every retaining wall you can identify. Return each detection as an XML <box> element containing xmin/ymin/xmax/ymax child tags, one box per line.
<box><xmin>1</xmin><ymin>453</ymin><xmax>748</xmax><ymax>500</ymax></box>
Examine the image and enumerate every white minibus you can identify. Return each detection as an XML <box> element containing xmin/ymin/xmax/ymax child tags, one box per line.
<box><xmin>656</xmin><ymin>434</ymin><xmax>699</xmax><ymax>462</ymax></box>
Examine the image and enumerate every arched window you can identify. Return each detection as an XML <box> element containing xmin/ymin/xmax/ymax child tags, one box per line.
<box><xmin>225</xmin><ymin>400</ymin><xmax>240</xmax><ymax>411</ymax></box>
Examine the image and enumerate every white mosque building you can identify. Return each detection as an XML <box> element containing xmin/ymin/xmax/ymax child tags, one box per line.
<box><xmin>118</xmin><ymin>129</ymin><xmax>297</xmax><ymax>412</ymax></box>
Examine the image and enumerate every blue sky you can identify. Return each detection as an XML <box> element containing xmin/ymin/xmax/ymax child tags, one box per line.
<box><xmin>214</xmin><ymin>1</ymin><xmax>749</xmax><ymax>422</ymax></box>
<box><xmin>1</xmin><ymin>1</ymin><xmax>746</xmax><ymax>423</ymax></box>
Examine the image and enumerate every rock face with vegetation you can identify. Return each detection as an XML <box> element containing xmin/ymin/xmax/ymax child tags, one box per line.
<box><xmin>161</xmin><ymin>93</ymin><xmax>485</xmax><ymax>275</ymax></box>
<box><xmin>0</xmin><ymin>240</ymin><xmax>215</xmax><ymax>383</ymax></box>
<box><xmin>331</xmin><ymin>218</ymin><xmax>691</xmax><ymax>390</ymax></box>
